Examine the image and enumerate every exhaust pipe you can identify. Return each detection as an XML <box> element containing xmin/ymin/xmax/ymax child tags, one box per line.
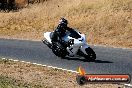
<box><xmin>42</xmin><ymin>40</ymin><xmax>52</xmax><ymax>49</ymax></box>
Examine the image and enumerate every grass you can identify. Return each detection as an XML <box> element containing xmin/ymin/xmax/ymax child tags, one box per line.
<box><xmin>0</xmin><ymin>75</ymin><xmax>45</xmax><ymax>88</ymax></box>
<box><xmin>0</xmin><ymin>58</ymin><xmax>124</xmax><ymax>88</ymax></box>
<box><xmin>0</xmin><ymin>75</ymin><xmax>33</xmax><ymax>88</ymax></box>
<box><xmin>0</xmin><ymin>59</ymin><xmax>40</xmax><ymax>88</ymax></box>
<box><xmin>0</xmin><ymin>0</ymin><xmax>132</xmax><ymax>48</ymax></box>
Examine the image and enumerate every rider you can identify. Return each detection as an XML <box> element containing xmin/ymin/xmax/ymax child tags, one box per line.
<box><xmin>51</xmin><ymin>18</ymin><xmax>73</xmax><ymax>48</ymax></box>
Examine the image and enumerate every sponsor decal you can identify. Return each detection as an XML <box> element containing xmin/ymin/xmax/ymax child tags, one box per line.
<box><xmin>76</xmin><ymin>66</ymin><xmax>131</xmax><ymax>85</ymax></box>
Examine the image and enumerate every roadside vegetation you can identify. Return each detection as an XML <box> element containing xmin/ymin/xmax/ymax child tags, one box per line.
<box><xmin>0</xmin><ymin>58</ymin><xmax>123</xmax><ymax>88</ymax></box>
<box><xmin>0</xmin><ymin>76</ymin><xmax>32</xmax><ymax>88</ymax></box>
<box><xmin>0</xmin><ymin>0</ymin><xmax>132</xmax><ymax>48</ymax></box>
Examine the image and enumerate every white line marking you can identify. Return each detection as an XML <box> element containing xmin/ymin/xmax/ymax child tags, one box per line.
<box><xmin>9</xmin><ymin>59</ymin><xmax>14</xmax><ymax>61</ymax></box>
<box><xmin>21</xmin><ymin>61</ymin><xmax>25</xmax><ymax>62</ymax></box>
<box><xmin>2</xmin><ymin>58</ymin><xmax>132</xmax><ymax>86</ymax></box>
<box><xmin>1</xmin><ymin>58</ymin><xmax>5</xmax><ymax>60</ymax></box>
<box><xmin>124</xmin><ymin>84</ymin><xmax>132</xmax><ymax>87</ymax></box>
<box><xmin>14</xmin><ymin>60</ymin><xmax>19</xmax><ymax>62</ymax></box>
<box><xmin>26</xmin><ymin>62</ymin><xmax>31</xmax><ymax>64</ymax></box>
<box><xmin>1</xmin><ymin>58</ymin><xmax>79</xmax><ymax>73</ymax></box>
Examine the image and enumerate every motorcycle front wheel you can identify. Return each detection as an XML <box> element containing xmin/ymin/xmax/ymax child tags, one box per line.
<box><xmin>85</xmin><ymin>47</ymin><xmax>96</xmax><ymax>61</ymax></box>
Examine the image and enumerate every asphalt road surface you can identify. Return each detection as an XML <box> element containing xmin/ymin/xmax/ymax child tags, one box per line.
<box><xmin>0</xmin><ymin>39</ymin><xmax>132</xmax><ymax>77</ymax></box>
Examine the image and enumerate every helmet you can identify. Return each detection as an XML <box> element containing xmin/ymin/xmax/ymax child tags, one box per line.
<box><xmin>59</xmin><ymin>18</ymin><xmax>68</xmax><ymax>28</ymax></box>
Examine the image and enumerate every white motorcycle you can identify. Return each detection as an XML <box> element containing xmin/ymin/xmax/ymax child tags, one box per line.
<box><xmin>42</xmin><ymin>29</ymin><xmax>96</xmax><ymax>61</ymax></box>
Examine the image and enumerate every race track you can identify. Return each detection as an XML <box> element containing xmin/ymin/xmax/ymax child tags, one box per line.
<box><xmin>0</xmin><ymin>39</ymin><xmax>132</xmax><ymax>77</ymax></box>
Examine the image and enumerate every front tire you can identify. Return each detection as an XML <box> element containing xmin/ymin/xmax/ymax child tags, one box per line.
<box><xmin>85</xmin><ymin>47</ymin><xmax>96</xmax><ymax>61</ymax></box>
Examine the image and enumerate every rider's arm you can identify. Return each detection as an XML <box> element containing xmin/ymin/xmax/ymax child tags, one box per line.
<box><xmin>66</xmin><ymin>27</ymin><xmax>74</xmax><ymax>32</ymax></box>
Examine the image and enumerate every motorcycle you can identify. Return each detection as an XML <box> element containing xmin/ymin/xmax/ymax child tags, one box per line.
<box><xmin>42</xmin><ymin>29</ymin><xmax>96</xmax><ymax>61</ymax></box>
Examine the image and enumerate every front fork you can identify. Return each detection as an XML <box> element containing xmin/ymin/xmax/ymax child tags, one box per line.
<box><xmin>80</xmin><ymin>43</ymin><xmax>90</xmax><ymax>55</ymax></box>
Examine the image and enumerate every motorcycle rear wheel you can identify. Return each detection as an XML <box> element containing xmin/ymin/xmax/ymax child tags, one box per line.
<box><xmin>52</xmin><ymin>42</ymin><xmax>67</xmax><ymax>58</ymax></box>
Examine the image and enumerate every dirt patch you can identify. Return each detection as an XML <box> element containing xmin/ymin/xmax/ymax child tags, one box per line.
<box><xmin>0</xmin><ymin>58</ymin><xmax>124</xmax><ymax>88</ymax></box>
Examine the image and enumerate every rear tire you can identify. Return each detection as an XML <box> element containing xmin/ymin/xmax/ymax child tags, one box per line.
<box><xmin>85</xmin><ymin>47</ymin><xmax>96</xmax><ymax>61</ymax></box>
<box><xmin>52</xmin><ymin>42</ymin><xmax>67</xmax><ymax>58</ymax></box>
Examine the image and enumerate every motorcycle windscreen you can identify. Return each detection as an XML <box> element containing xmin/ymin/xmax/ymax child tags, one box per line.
<box><xmin>69</xmin><ymin>30</ymin><xmax>81</xmax><ymax>39</ymax></box>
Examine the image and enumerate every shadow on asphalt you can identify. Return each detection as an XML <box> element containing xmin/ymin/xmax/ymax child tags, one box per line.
<box><xmin>94</xmin><ymin>60</ymin><xmax>113</xmax><ymax>63</ymax></box>
<box><xmin>63</xmin><ymin>57</ymin><xmax>113</xmax><ymax>63</ymax></box>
